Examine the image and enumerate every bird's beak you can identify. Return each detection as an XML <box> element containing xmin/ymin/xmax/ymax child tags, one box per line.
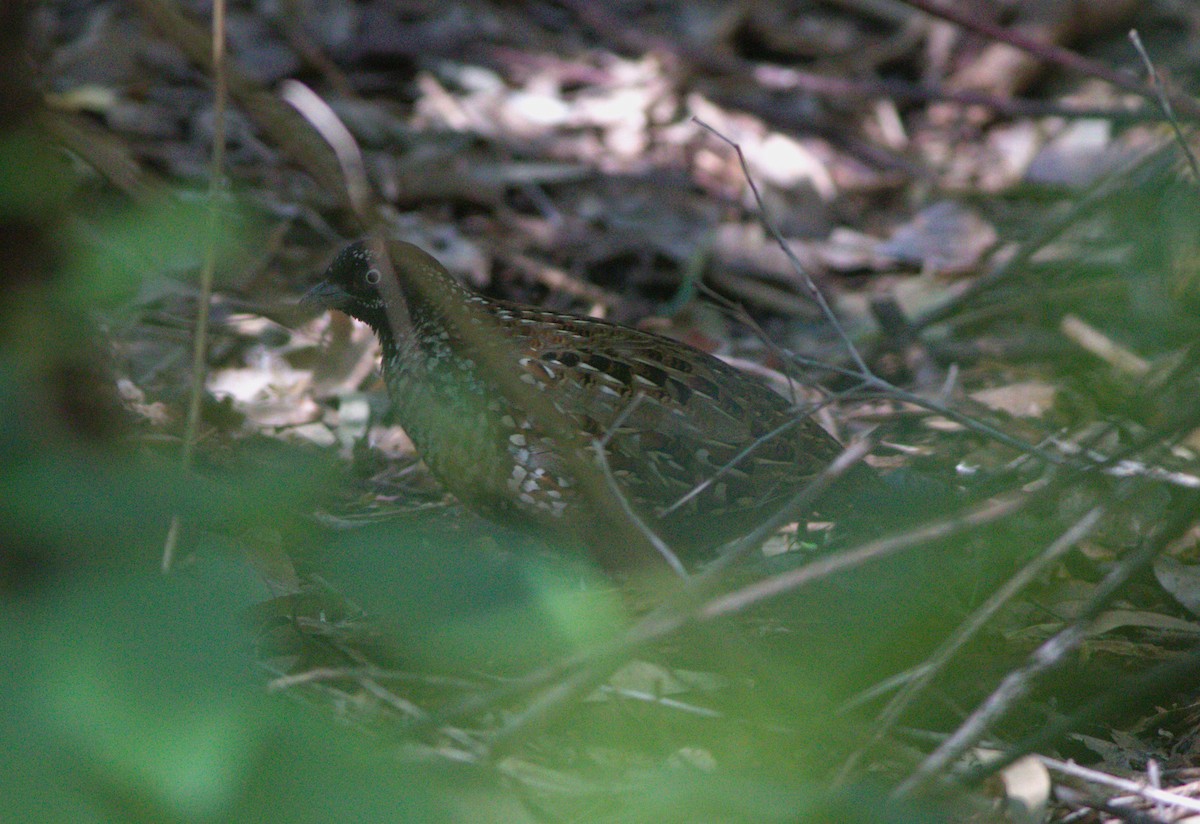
<box><xmin>301</xmin><ymin>280</ymin><xmax>349</xmax><ymax>309</ymax></box>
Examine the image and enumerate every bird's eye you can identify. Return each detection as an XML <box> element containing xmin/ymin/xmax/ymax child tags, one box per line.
<box><xmin>365</xmin><ymin>268</ymin><xmax>382</xmax><ymax>285</ymax></box>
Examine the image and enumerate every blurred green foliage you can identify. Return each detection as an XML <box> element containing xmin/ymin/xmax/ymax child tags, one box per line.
<box><xmin>0</xmin><ymin>125</ymin><xmax>498</xmax><ymax>822</ymax></box>
<box><xmin>0</xmin><ymin>98</ymin><xmax>962</xmax><ymax>822</ymax></box>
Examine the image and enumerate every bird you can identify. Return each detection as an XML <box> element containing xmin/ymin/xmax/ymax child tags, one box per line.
<box><xmin>303</xmin><ymin>239</ymin><xmax>876</xmax><ymax>570</ymax></box>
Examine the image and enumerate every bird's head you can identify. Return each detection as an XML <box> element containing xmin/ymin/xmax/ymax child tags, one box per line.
<box><xmin>302</xmin><ymin>240</ymin><xmax>389</xmax><ymax>328</ymax></box>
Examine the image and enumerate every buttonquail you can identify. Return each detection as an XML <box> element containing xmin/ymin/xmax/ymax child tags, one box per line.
<box><xmin>304</xmin><ymin>240</ymin><xmax>871</xmax><ymax>567</ymax></box>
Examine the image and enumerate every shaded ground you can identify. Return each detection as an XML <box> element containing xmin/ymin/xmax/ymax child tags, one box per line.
<box><xmin>7</xmin><ymin>0</ymin><xmax>1200</xmax><ymax>821</ymax></box>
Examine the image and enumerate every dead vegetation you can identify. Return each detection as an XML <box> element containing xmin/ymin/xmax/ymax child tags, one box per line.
<box><xmin>6</xmin><ymin>0</ymin><xmax>1200</xmax><ymax>821</ymax></box>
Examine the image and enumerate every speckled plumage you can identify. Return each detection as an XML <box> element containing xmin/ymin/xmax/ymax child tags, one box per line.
<box><xmin>305</xmin><ymin>240</ymin><xmax>857</xmax><ymax>557</ymax></box>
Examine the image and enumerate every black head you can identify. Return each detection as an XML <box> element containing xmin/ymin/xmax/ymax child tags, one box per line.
<box><xmin>305</xmin><ymin>239</ymin><xmax>468</xmax><ymax>337</ymax></box>
<box><xmin>302</xmin><ymin>241</ymin><xmax>388</xmax><ymax>328</ymax></box>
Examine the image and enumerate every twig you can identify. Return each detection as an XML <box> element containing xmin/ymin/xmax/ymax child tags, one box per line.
<box><xmin>696</xmin><ymin>120</ymin><xmax>1093</xmax><ymax>474</ymax></box>
<box><xmin>896</xmin><ymin>0</ymin><xmax>1200</xmax><ymax>120</ymax></box>
<box><xmin>132</xmin><ymin>0</ymin><xmax>348</xmax><ymax>202</ymax></box>
<box><xmin>1128</xmin><ymin>29</ymin><xmax>1200</xmax><ymax>181</ymax></box>
<box><xmin>1055</xmin><ymin>785</ymin><xmax>1167</xmax><ymax>824</ymax></box>
<box><xmin>458</xmin><ymin>466</ymin><xmax>1005</xmax><ymax>753</ymax></box>
<box><xmin>276</xmin><ymin>0</ymin><xmax>356</xmax><ymax>100</ymax></box>
<box><xmin>702</xmin><ymin>437</ymin><xmax>878</xmax><ymax>575</ymax></box>
<box><xmin>700</xmin><ymin>491</ymin><xmax>1025</xmax><ymax>620</ymax></box>
<box><xmin>467</xmin><ymin>439</ymin><xmax>879</xmax><ymax>750</ymax></box>
<box><xmin>836</xmin><ymin>504</ymin><xmax>1105</xmax><ymax>784</ymax></box>
<box><xmin>162</xmin><ymin>0</ymin><xmax>229</xmax><ymax>573</ymax></box>
<box><xmin>593</xmin><ymin>684</ymin><xmax>723</xmax><ymax>718</ymax></box>
<box><xmin>958</xmin><ymin>642</ymin><xmax>1200</xmax><ymax>791</ymax></box>
<box><xmin>913</xmin><ymin>140</ymin><xmax>1178</xmax><ymax>331</ymax></box>
<box><xmin>694</xmin><ymin>118</ymin><xmax>873</xmax><ymax>379</ymax></box>
<box><xmin>593</xmin><ymin>404</ymin><xmax>689</xmax><ymax>578</ymax></box>
<box><xmin>1061</xmin><ymin>314</ymin><xmax>1151</xmax><ymax>378</ymax></box>
<box><xmin>564</xmin><ymin>0</ymin><xmax>1156</xmax><ymax>124</ymax></box>
<box><xmin>1042</xmin><ymin>757</ymin><xmax>1200</xmax><ymax>815</ymax></box>
<box><xmin>659</xmin><ymin>399</ymin><xmax>846</xmax><ymax>518</ymax></box>
<box><xmin>754</xmin><ymin>70</ymin><xmax>1157</xmax><ymax>123</ymax></box>
<box><xmin>786</xmin><ymin>348</ymin><xmax>1075</xmax><ymax>469</ymax></box>
<box><xmin>280</xmin><ymin>80</ymin><xmax>372</xmax><ymax>217</ymax></box>
<box><xmin>896</xmin><ymin>492</ymin><xmax>1200</xmax><ymax>797</ymax></box>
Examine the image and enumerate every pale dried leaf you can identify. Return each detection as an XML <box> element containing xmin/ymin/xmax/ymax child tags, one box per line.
<box><xmin>970</xmin><ymin>381</ymin><xmax>1057</xmax><ymax>418</ymax></box>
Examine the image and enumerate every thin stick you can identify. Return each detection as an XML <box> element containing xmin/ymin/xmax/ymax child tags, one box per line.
<box><xmin>280</xmin><ymin>80</ymin><xmax>372</xmax><ymax>216</ymax></box>
<box><xmin>961</xmin><ymin>644</ymin><xmax>1200</xmax><ymax>789</ymax></box>
<box><xmin>592</xmin><ymin>423</ymin><xmax>689</xmax><ymax>578</ymax></box>
<box><xmin>836</xmin><ymin>505</ymin><xmax>1105</xmax><ymax>784</ymax></box>
<box><xmin>896</xmin><ymin>495</ymin><xmax>1200</xmax><ymax>797</ymax></box>
<box><xmin>700</xmin><ymin>492</ymin><xmax>1024</xmax><ymax>620</ymax></box>
<box><xmin>1040</xmin><ymin>757</ymin><xmax>1200</xmax><ymax>815</ymax></box>
<box><xmin>694</xmin><ymin>120</ymin><xmax>1089</xmax><ymax>473</ymax></box>
<box><xmin>163</xmin><ymin>0</ymin><xmax>229</xmax><ymax>573</ymax></box>
<box><xmin>694</xmin><ymin>118</ymin><xmax>873</xmax><ymax>379</ymax></box>
<box><xmin>660</xmin><ymin>400</ymin><xmax>839</xmax><ymax>517</ymax></box>
<box><xmin>1128</xmin><ymin>29</ymin><xmax>1200</xmax><ymax>181</ymax></box>
<box><xmin>896</xmin><ymin>0</ymin><xmax>1200</xmax><ymax>120</ymax></box>
<box><xmin>914</xmin><ymin>134</ymin><xmax>1178</xmax><ymax>333</ymax></box>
